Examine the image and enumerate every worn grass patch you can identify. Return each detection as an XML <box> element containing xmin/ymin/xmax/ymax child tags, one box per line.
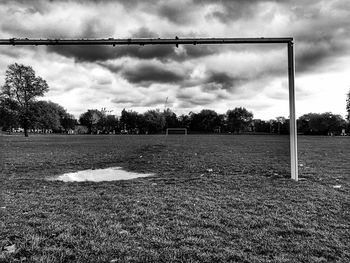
<box><xmin>0</xmin><ymin>135</ymin><xmax>349</xmax><ymax>262</ymax></box>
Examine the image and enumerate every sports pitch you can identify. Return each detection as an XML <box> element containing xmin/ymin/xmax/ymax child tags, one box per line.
<box><xmin>1</xmin><ymin>134</ymin><xmax>349</xmax><ymax>262</ymax></box>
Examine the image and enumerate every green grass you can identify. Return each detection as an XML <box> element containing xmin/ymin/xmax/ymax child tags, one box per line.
<box><xmin>1</xmin><ymin>134</ymin><xmax>349</xmax><ymax>262</ymax></box>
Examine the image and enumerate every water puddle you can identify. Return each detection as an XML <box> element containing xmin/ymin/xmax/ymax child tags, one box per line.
<box><xmin>51</xmin><ymin>167</ymin><xmax>154</xmax><ymax>182</ymax></box>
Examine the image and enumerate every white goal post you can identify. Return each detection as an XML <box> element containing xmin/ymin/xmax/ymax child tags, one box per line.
<box><xmin>0</xmin><ymin>37</ymin><xmax>298</xmax><ymax>181</ymax></box>
<box><xmin>166</xmin><ymin>128</ymin><xmax>187</xmax><ymax>135</ymax></box>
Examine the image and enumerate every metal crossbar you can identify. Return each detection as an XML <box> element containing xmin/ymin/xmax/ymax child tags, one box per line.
<box><xmin>0</xmin><ymin>37</ymin><xmax>293</xmax><ymax>46</ymax></box>
<box><xmin>0</xmin><ymin>37</ymin><xmax>298</xmax><ymax>180</ymax></box>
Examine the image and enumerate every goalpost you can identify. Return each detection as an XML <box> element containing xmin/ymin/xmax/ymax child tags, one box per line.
<box><xmin>0</xmin><ymin>37</ymin><xmax>298</xmax><ymax>181</ymax></box>
<box><xmin>166</xmin><ymin>128</ymin><xmax>187</xmax><ymax>135</ymax></box>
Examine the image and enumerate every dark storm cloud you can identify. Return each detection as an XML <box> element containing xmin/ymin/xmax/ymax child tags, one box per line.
<box><xmin>196</xmin><ymin>0</ymin><xmax>350</xmax><ymax>74</ymax></box>
<box><xmin>204</xmin><ymin>71</ymin><xmax>244</xmax><ymax>91</ymax></box>
<box><xmin>48</xmin><ymin>45</ymin><xmax>178</xmax><ymax>63</ymax></box>
<box><xmin>294</xmin><ymin>16</ymin><xmax>350</xmax><ymax>72</ymax></box>
<box><xmin>2</xmin><ymin>0</ymin><xmax>350</xmax><ymax>75</ymax></box>
<box><xmin>120</xmin><ymin>62</ymin><xmax>186</xmax><ymax>86</ymax></box>
<box><xmin>50</xmin><ymin>46</ymin><xmax>112</xmax><ymax>62</ymax></box>
<box><xmin>117</xmin><ymin>46</ymin><xmax>176</xmax><ymax>61</ymax></box>
<box><xmin>157</xmin><ymin>2</ymin><xmax>195</xmax><ymax>24</ymax></box>
<box><xmin>97</xmin><ymin>62</ymin><xmax>123</xmax><ymax>73</ymax></box>
<box><xmin>296</xmin><ymin>41</ymin><xmax>343</xmax><ymax>72</ymax></box>
<box><xmin>181</xmin><ymin>45</ymin><xmax>218</xmax><ymax>59</ymax></box>
<box><xmin>47</xmin><ymin>28</ymin><xmax>219</xmax><ymax>63</ymax></box>
<box><xmin>176</xmin><ymin>90</ymin><xmax>228</xmax><ymax>108</ymax></box>
<box><xmin>292</xmin><ymin>1</ymin><xmax>349</xmax><ymax>72</ymax></box>
<box><xmin>46</xmin><ymin>27</ymin><xmax>178</xmax><ymax>62</ymax></box>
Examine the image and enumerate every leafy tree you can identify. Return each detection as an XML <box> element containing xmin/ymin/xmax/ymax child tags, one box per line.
<box><xmin>178</xmin><ymin>114</ymin><xmax>191</xmax><ymax>129</ymax></box>
<box><xmin>1</xmin><ymin>63</ymin><xmax>49</xmax><ymax>136</ymax></box>
<box><xmin>226</xmin><ymin>107</ymin><xmax>253</xmax><ymax>134</ymax></box>
<box><xmin>297</xmin><ymin>112</ymin><xmax>345</xmax><ymax>135</ymax></box>
<box><xmin>61</xmin><ymin>114</ymin><xmax>77</xmax><ymax>133</ymax></box>
<box><xmin>103</xmin><ymin>115</ymin><xmax>119</xmax><ymax>134</ymax></box>
<box><xmin>143</xmin><ymin>109</ymin><xmax>165</xmax><ymax>134</ymax></box>
<box><xmin>0</xmin><ymin>97</ymin><xmax>20</xmax><ymax>132</ymax></box>
<box><xmin>163</xmin><ymin>108</ymin><xmax>178</xmax><ymax>129</ymax></box>
<box><xmin>29</xmin><ymin>101</ymin><xmax>76</xmax><ymax>132</ymax></box>
<box><xmin>275</xmin><ymin>116</ymin><xmax>285</xmax><ymax>134</ymax></box>
<box><xmin>189</xmin><ymin>109</ymin><xmax>222</xmax><ymax>132</ymax></box>
<box><xmin>120</xmin><ymin>109</ymin><xmax>139</xmax><ymax>131</ymax></box>
<box><xmin>323</xmin><ymin>112</ymin><xmax>346</xmax><ymax>134</ymax></box>
<box><xmin>30</xmin><ymin>101</ymin><xmax>62</xmax><ymax>131</ymax></box>
<box><xmin>79</xmin><ymin>109</ymin><xmax>103</xmax><ymax>134</ymax></box>
<box><xmin>252</xmin><ymin>119</ymin><xmax>270</xmax><ymax>133</ymax></box>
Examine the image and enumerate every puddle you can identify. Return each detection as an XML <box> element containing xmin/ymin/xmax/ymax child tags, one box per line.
<box><xmin>51</xmin><ymin>167</ymin><xmax>154</xmax><ymax>182</ymax></box>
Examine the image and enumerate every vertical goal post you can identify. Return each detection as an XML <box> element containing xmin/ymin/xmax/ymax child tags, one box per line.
<box><xmin>0</xmin><ymin>37</ymin><xmax>298</xmax><ymax>181</ymax></box>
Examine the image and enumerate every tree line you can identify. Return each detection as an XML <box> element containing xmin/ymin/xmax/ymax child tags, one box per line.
<box><xmin>78</xmin><ymin>107</ymin><xmax>255</xmax><ymax>135</ymax></box>
<box><xmin>77</xmin><ymin>108</ymin><xmax>350</xmax><ymax>136</ymax></box>
<box><xmin>1</xmin><ymin>63</ymin><xmax>350</xmax><ymax>136</ymax></box>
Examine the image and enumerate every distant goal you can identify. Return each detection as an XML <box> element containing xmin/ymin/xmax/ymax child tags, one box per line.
<box><xmin>166</xmin><ymin>128</ymin><xmax>187</xmax><ymax>135</ymax></box>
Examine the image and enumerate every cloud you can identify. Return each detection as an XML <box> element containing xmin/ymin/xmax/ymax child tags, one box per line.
<box><xmin>176</xmin><ymin>86</ymin><xmax>224</xmax><ymax>108</ymax></box>
<box><xmin>1</xmin><ymin>0</ymin><xmax>349</xmax><ymax>119</ymax></box>
<box><xmin>120</xmin><ymin>61</ymin><xmax>186</xmax><ymax>86</ymax></box>
<box><xmin>49</xmin><ymin>43</ymin><xmax>177</xmax><ymax>63</ymax></box>
<box><xmin>203</xmin><ymin>0</ymin><xmax>262</xmax><ymax>23</ymax></box>
<box><xmin>46</xmin><ymin>28</ymin><xmax>221</xmax><ymax>62</ymax></box>
<box><xmin>293</xmin><ymin>15</ymin><xmax>350</xmax><ymax>72</ymax></box>
<box><xmin>111</xmin><ymin>90</ymin><xmax>169</xmax><ymax>109</ymax></box>
<box><xmin>45</xmin><ymin>26</ymin><xmax>179</xmax><ymax>62</ymax></box>
<box><xmin>179</xmin><ymin>45</ymin><xmax>219</xmax><ymax>59</ymax></box>
<box><xmin>296</xmin><ymin>41</ymin><xmax>342</xmax><ymax>72</ymax></box>
<box><xmin>204</xmin><ymin>71</ymin><xmax>244</xmax><ymax>91</ymax></box>
<box><xmin>156</xmin><ymin>1</ymin><xmax>196</xmax><ymax>25</ymax></box>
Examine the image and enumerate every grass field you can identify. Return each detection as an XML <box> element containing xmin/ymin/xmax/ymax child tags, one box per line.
<box><xmin>1</xmin><ymin>134</ymin><xmax>349</xmax><ymax>262</ymax></box>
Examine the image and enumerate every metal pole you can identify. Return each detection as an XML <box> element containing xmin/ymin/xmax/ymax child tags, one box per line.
<box><xmin>288</xmin><ymin>40</ymin><xmax>298</xmax><ymax>181</ymax></box>
<box><xmin>0</xmin><ymin>37</ymin><xmax>293</xmax><ymax>46</ymax></box>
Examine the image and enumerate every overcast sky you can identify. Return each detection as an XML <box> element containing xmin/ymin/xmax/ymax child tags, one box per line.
<box><xmin>0</xmin><ymin>0</ymin><xmax>349</xmax><ymax>119</ymax></box>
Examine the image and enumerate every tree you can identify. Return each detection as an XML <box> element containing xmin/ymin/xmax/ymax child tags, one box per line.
<box><xmin>163</xmin><ymin>108</ymin><xmax>179</xmax><ymax>129</ymax></box>
<box><xmin>120</xmin><ymin>109</ymin><xmax>139</xmax><ymax>131</ymax></box>
<box><xmin>143</xmin><ymin>109</ymin><xmax>165</xmax><ymax>134</ymax></box>
<box><xmin>226</xmin><ymin>107</ymin><xmax>253</xmax><ymax>134</ymax></box>
<box><xmin>61</xmin><ymin>114</ymin><xmax>77</xmax><ymax>133</ymax></box>
<box><xmin>297</xmin><ymin>112</ymin><xmax>346</xmax><ymax>135</ymax></box>
<box><xmin>30</xmin><ymin>101</ymin><xmax>62</xmax><ymax>131</ymax></box>
<box><xmin>252</xmin><ymin>119</ymin><xmax>270</xmax><ymax>133</ymax></box>
<box><xmin>0</xmin><ymin>96</ymin><xmax>20</xmax><ymax>132</ymax></box>
<box><xmin>29</xmin><ymin>101</ymin><xmax>76</xmax><ymax>133</ymax></box>
<box><xmin>178</xmin><ymin>114</ymin><xmax>191</xmax><ymax>129</ymax></box>
<box><xmin>1</xmin><ymin>63</ymin><xmax>49</xmax><ymax>136</ymax></box>
<box><xmin>103</xmin><ymin>115</ymin><xmax>119</xmax><ymax>134</ymax></box>
<box><xmin>79</xmin><ymin>109</ymin><xmax>103</xmax><ymax>134</ymax></box>
<box><xmin>322</xmin><ymin>112</ymin><xmax>346</xmax><ymax>134</ymax></box>
<box><xmin>189</xmin><ymin>109</ymin><xmax>222</xmax><ymax>132</ymax></box>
